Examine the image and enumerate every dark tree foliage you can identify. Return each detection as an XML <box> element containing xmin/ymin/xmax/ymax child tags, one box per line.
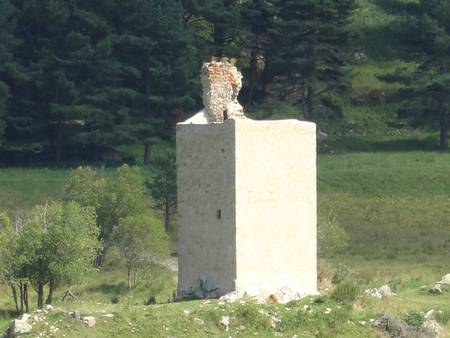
<box><xmin>0</xmin><ymin>0</ymin><xmax>16</xmax><ymax>147</ymax></box>
<box><xmin>270</xmin><ymin>0</ymin><xmax>357</xmax><ymax>121</ymax></box>
<box><xmin>182</xmin><ymin>0</ymin><xmax>241</xmax><ymax>57</ymax></box>
<box><xmin>147</xmin><ymin>150</ymin><xmax>177</xmax><ymax>232</ymax></box>
<box><xmin>377</xmin><ymin>0</ymin><xmax>450</xmax><ymax>149</ymax></box>
<box><xmin>4</xmin><ymin>0</ymin><xmax>197</xmax><ymax>162</ymax></box>
<box><xmin>0</xmin><ymin>0</ymin><xmax>361</xmax><ymax>161</ymax></box>
<box><xmin>240</xmin><ymin>0</ymin><xmax>275</xmax><ymax>104</ymax></box>
<box><xmin>81</xmin><ymin>0</ymin><xmax>197</xmax><ymax>162</ymax></box>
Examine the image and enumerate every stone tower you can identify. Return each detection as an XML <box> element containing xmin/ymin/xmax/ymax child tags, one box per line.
<box><xmin>176</xmin><ymin>59</ymin><xmax>317</xmax><ymax>302</ymax></box>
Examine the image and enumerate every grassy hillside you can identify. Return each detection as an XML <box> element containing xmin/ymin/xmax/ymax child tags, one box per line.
<box><xmin>1</xmin><ymin>149</ymin><xmax>450</xmax><ymax>336</ymax></box>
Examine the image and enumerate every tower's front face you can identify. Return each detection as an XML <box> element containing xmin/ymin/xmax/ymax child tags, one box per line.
<box><xmin>176</xmin><ymin>119</ymin><xmax>317</xmax><ymax>300</ymax></box>
<box><xmin>176</xmin><ymin>121</ymin><xmax>237</xmax><ymax>299</ymax></box>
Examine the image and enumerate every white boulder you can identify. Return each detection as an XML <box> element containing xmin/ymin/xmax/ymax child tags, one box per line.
<box><xmin>82</xmin><ymin>316</ymin><xmax>96</xmax><ymax>327</ymax></box>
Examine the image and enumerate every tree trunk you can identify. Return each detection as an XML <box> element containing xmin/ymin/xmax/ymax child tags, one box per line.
<box><xmin>133</xmin><ymin>268</ymin><xmax>138</xmax><ymax>289</ymax></box>
<box><xmin>11</xmin><ymin>285</ymin><xmax>19</xmax><ymax>313</ymax></box>
<box><xmin>19</xmin><ymin>281</ymin><xmax>24</xmax><ymax>313</ymax></box>
<box><xmin>214</xmin><ymin>22</ymin><xmax>225</xmax><ymax>57</ymax></box>
<box><xmin>37</xmin><ymin>281</ymin><xmax>44</xmax><ymax>309</ymax></box>
<box><xmin>143</xmin><ymin>144</ymin><xmax>151</xmax><ymax>163</ymax></box>
<box><xmin>94</xmin><ymin>247</ymin><xmax>105</xmax><ymax>268</ymax></box>
<box><xmin>46</xmin><ymin>279</ymin><xmax>55</xmax><ymax>305</ymax></box>
<box><xmin>56</xmin><ymin>144</ymin><xmax>61</xmax><ymax>163</ymax></box>
<box><xmin>262</xmin><ymin>57</ymin><xmax>270</xmax><ymax>98</ymax></box>
<box><xmin>127</xmin><ymin>266</ymin><xmax>132</xmax><ymax>289</ymax></box>
<box><xmin>247</xmin><ymin>50</ymin><xmax>258</xmax><ymax>106</ymax></box>
<box><xmin>24</xmin><ymin>283</ymin><xmax>29</xmax><ymax>313</ymax></box>
<box><xmin>164</xmin><ymin>198</ymin><xmax>171</xmax><ymax>232</ymax></box>
<box><xmin>440</xmin><ymin>111</ymin><xmax>449</xmax><ymax>150</ymax></box>
<box><xmin>304</xmin><ymin>85</ymin><xmax>315</xmax><ymax>121</ymax></box>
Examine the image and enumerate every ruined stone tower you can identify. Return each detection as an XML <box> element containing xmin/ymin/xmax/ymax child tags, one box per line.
<box><xmin>176</xmin><ymin>59</ymin><xmax>317</xmax><ymax>301</ymax></box>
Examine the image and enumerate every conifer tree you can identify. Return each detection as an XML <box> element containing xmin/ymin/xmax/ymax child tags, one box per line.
<box><xmin>0</xmin><ymin>0</ymin><xmax>16</xmax><ymax>147</ymax></box>
<box><xmin>271</xmin><ymin>0</ymin><xmax>357</xmax><ymax>121</ymax></box>
<box><xmin>182</xmin><ymin>0</ymin><xmax>241</xmax><ymax>57</ymax></box>
<box><xmin>7</xmin><ymin>0</ymin><xmax>105</xmax><ymax>161</ymax></box>
<box><xmin>377</xmin><ymin>0</ymin><xmax>450</xmax><ymax>149</ymax></box>
<box><xmin>240</xmin><ymin>0</ymin><xmax>275</xmax><ymax>104</ymax></box>
<box><xmin>414</xmin><ymin>0</ymin><xmax>450</xmax><ymax>149</ymax></box>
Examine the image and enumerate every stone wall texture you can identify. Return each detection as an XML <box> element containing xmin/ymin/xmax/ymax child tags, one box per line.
<box><xmin>201</xmin><ymin>60</ymin><xmax>245</xmax><ymax>123</ymax></box>
<box><xmin>176</xmin><ymin>118</ymin><xmax>317</xmax><ymax>300</ymax></box>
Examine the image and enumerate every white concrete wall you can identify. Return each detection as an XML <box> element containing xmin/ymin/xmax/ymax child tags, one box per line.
<box><xmin>176</xmin><ymin>119</ymin><xmax>317</xmax><ymax>299</ymax></box>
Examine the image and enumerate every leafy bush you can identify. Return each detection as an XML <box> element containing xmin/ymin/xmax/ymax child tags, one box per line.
<box><xmin>331</xmin><ymin>280</ymin><xmax>360</xmax><ymax>304</ymax></box>
<box><xmin>111</xmin><ymin>296</ymin><xmax>120</xmax><ymax>304</ymax></box>
<box><xmin>403</xmin><ymin>311</ymin><xmax>425</xmax><ymax>327</ymax></box>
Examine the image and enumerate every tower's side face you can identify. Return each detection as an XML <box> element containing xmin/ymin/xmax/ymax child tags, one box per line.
<box><xmin>234</xmin><ymin>119</ymin><xmax>317</xmax><ymax>296</ymax></box>
<box><xmin>176</xmin><ymin>122</ymin><xmax>237</xmax><ymax>299</ymax></box>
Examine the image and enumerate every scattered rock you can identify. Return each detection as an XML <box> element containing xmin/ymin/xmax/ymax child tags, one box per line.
<box><xmin>183</xmin><ymin>310</ymin><xmax>190</xmax><ymax>316</ymax></box>
<box><xmin>268</xmin><ymin>294</ymin><xmax>279</xmax><ymax>304</ymax></box>
<box><xmin>220</xmin><ymin>315</ymin><xmax>230</xmax><ymax>332</ymax></box>
<box><xmin>425</xmin><ymin>310</ymin><xmax>436</xmax><ymax>320</ymax></box>
<box><xmin>364</xmin><ymin>288</ymin><xmax>382</xmax><ymax>299</ymax></box>
<box><xmin>437</xmin><ymin>274</ymin><xmax>450</xmax><ymax>285</ymax></box>
<box><xmin>270</xmin><ymin>315</ymin><xmax>281</xmax><ymax>328</ymax></box>
<box><xmin>44</xmin><ymin>304</ymin><xmax>54</xmax><ymax>311</ymax></box>
<box><xmin>193</xmin><ymin>318</ymin><xmax>204</xmax><ymax>326</ymax></box>
<box><xmin>82</xmin><ymin>316</ymin><xmax>96</xmax><ymax>327</ymax></box>
<box><xmin>72</xmin><ymin>310</ymin><xmax>81</xmax><ymax>321</ymax></box>
<box><xmin>8</xmin><ymin>316</ymin><xmax>32</xmax><ymax>337</ymax></box>
<box><xmin>379</xmin><ymin>285</ymin><xmax>395</xmax><ymax>298</ymax></box>
<box><xmin>429</xmin><ymin>284</ymin><xmax>442</xmax><ymax>294</ymax></box>
<box><xmin>219</xmin><ymin>291</ymin><xmax>240</xmax><ymax>304</ymax></box>
<box><xmin>102</xmin><ymin>314</ymin><xmax>114</xmax><ymax>318</ymax></box>
<box><xmin>423</xmin><ymin>319</ymin><xmax>441</xmax><ymax>338</ymax></box>
<box><xmin>365</xmin><ymin>285</ymin><xmax>395</xmax><ymax>299</ymax></box>
<box><xmin>374</xmin><ymin>313</ymin><xmax>429</xmax><ymax>338</ymax></box>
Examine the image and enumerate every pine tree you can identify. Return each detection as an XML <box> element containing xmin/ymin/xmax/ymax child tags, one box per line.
<box><xmin>118</xmin><ymin>0</ymin><xmax>197</xmax><ymax>161</ymax></box>
<box><xmin>0</xmin><ymin>0</ymin><xmax>16</xmax><ymax>147</ymax></box>
<box><xmin>182</xmin><ymin>0</ymin><xmax>241</xmax><ymax>57</ymax></box>
<box><xmin>271</xmin><ymin>0</ymin><xmax>357</xmax><ymax>121</ymax></box>
<box><xmin>7</xmin><ymin>0</ymin><xmax>106</xmax><ymax>161</ymax></box>
<box><xmin>240</xmin><ymin>0</ymin><xmax>275</xmax><ymax>104</ymax></box>
<box><xmin>414</xmin><ymin>1</ymin><xmax>450</xmax><ymax>149</ymax></box>
<box><xmin>377</xmin><ymin>0</ymin><xmax>450</xmax><ymax>149</ymax></box>
<box><xmin>6</xmin><ymin>0</ymin><xmax>198</xmax><ymax>161</ymax></box>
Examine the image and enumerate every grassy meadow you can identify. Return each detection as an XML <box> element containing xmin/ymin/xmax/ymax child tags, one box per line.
<box><xmin>1</xmin><ymin>143</ymin><xmax>450</xmax><ymax>336</ymax></box>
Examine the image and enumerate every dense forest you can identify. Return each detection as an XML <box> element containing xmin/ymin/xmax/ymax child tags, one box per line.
<box><xmin>6</xmin><ymin>0</ymin><xmax>450</xmax><ymax>164</ymax></box>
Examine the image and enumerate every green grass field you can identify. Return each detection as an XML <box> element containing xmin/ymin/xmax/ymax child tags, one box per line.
<box><xmin>1</xmin><ymin>146</ymin><xmax>449</xmax><ymax>336</ymax></box>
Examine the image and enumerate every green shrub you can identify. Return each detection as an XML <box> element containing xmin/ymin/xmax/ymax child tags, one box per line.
<box><xmin>331</xmin><ymin>280</ymin><xmax>360</xmax><ymax>304</ymax></box>
<box><xmin>403</xmin><ymin>311</ymin><xmax>425</xmax><ymax>327</ymax></box>
<box><xmin>234</xmin><ymin>303</ymin><xmax>272</xmax><ymax>331</ymax></box>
